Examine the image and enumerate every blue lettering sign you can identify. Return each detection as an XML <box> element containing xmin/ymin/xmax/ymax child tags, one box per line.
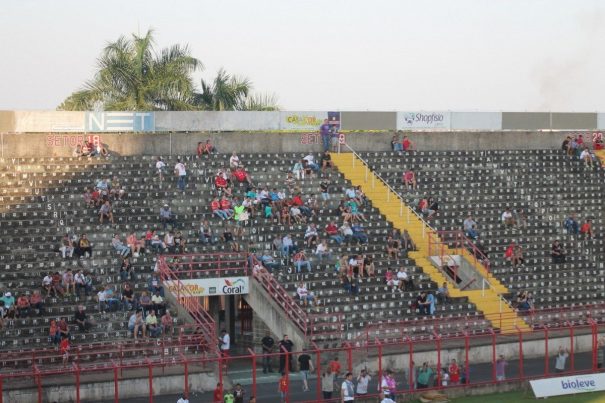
<box><xmin>85</xmin><ymin>112</ymin><xmax>155</xmax><ymax>132</ymax></box>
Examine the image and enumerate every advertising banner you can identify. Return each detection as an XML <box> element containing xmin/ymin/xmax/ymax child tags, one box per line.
<box><xmin>85</xmin><ymin>112</ymin><xmax>155</xmax><ymax>132</ymax></box>
<box><xmin>280</xmin><ymin>111</ymin><xmax>340</xmax><ymax>131</ymax></box>
<box><xmin>397</xmin><ymin>111</ymin><xmax>451</xmax><ymax>130</ymax></box>
<box><xmin>530</xmin><ymin>373</ymin><xmax>605</xmax><ymax>398</ymax></box>
<box><xmin>164</xmin><ymin>277</ymin><xmax>249</xmax><ymax>297</ymax></box>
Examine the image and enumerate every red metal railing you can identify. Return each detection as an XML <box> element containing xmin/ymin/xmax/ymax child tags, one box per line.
<box><xmin>159</xmin><ymin>252</ymin><xmax>249</xmax><ymax>277</ymax></box>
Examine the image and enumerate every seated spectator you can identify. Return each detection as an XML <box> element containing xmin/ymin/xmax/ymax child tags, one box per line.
<box><xmin>127</xmin><ymin>232</ymin><xmax>145</xmax><ymax>256</ymax></box>
<box><xmin>293</xmin><ymin>250</ymin><xmax>312</xmax><ymax>273</ymax></box>
<box><xmin>74</xmin><ymin>305</ymin><xmax>94</xmax><ymax>332</ymax></box>
<box><xmin>221</xmin><ymin>225</ymin><xmax>240</xmax><ymax>252</ymax></box>
<box><xmin>199</xmin><ymin>219</ymin><xmax>218</xmax><ymax>244</ymax></box>
<box><xmin>59</xmin><ymin>233</ymin><xmax>74</xmax><ymax>259</ymax></box>
<box><xmin>260</xmin><ymin>252</ymin><xmax>280</xmax><ymax>272</ymax></box>
<box><xmin>152</xmin><ymin>290</ymin><xmax>166</xmax><ymax>316</ymax></box>
<box><xmin>304</xmin><ymin>224</ymin><xmax>319</xmax><ymax>248</ymax></box>
<box><xmin>320</xmin><ymin>180</ymin><xmax>330</xmax><ymax>205</ymax></box>
<box><xmin>303</xmin><ymin>153</ymin><xmax>320</xmax><ymax>173</ymax></box>
<box><xmin>100</xmin><ymin>285</ymin><xmax>120</xmax><ymax>312</ymax></box>
<box><xmin>501</xmin><ymin>208</ymin><xmax>514</xmax><ymax>227</ymax></box>
<box><xmin>512</xmin><ymin>245</ymin><xmax>525</xmax><ymax>268</ymax></box>
<box><xmin>386</xmin><ymin>236</ymin><xmax>400</xmax><ymax>258</ymax></box>
<box><xmin>197</xmin><ymin>139</ymin><xmax>216</xmax><ymax>156</ymax></box>
<box><xmin>145</xmin><ymin>310</ymin><xmax>162</xmax><ymax>338</ymax></box>
<box><xmin>74</xmin><ymin>234</ymin><xmax>93</xmax><ymax>258</ymax></box>
<box><xmin>292</xmin><ymin>160</ymin><xmax>305</xmax><ymax>180</ymax></box>
<box><xmin>49</xmin><ymin>320</ymin><xmax>60</xmax><ymax>344</ymax></box>
<box><xmin>232</xmin><ymin>165</ymin><xmax>254</xmax><ymax>186</ymax></box>
<box><xmin>416</xmin><ymin>292</ymin><xmax>429</xmax><ymax>316</ymax></box>
<box><xmin>281</xmin><ymin>234</ymin><xmax>296</xmax><ymax>257</ymax></box>
<box><xmin>174</xmin><ymin>231</ymin><xmax>186</xmax><ymax>254</ymax></box>
<box><xmin>26</xmin><ymin>290</ymin><xmax>44</xmax><ymax>316</ymax></box>
<box><xmin>58</xmin><ymin>317</ymin><xmax>71</xmax><ymax>340</ymax></box>
<box><xmin>148</xmin><ymin>274</ymin><xmax>164</xmax><ymax>297</ymax></box>
<box><xmin>397</xmin><ymin>267</ymin><xmax>415</xmax><ymax>292</ymax></box>
<box><xmin>325</xmin><ymin>221</ymin><xmax>344</xmax><ymax>244</ymax></box>
<box><xmin>463</xmin><ymin>214</ymin><xmax>477</xmax><ymax>237</ymax></box>
<box><xmin>551</xmin><ymin>240</ymin><xmax>566</xmax><ymax>264</ymax></box>
<box><xmin>580</xmin><ymin>219</ymin><xmax>594</xmax><ymax>239</ymax></box>
<box><xmin>121</xmin><ymin>282</ymin><xmax>136</xmax><ymax>311</ymax></box>
<box><xmin>362</xmin><ymin>255</ymin><xmax>375</xmax><ymax>277</ymax></box>
<box><xmin>139</xmin><ymin>291</ymin><xmax>153</xmax><ymax>315</ymax></box>
<box><xmin>83</xmin><ymin>187</ymin><xmax>95</xmax><ymax>208</ymax></box>
<box><xmin>402</xmin><ymin>229</ymin><xmax>416</xmax><ymax>251</ymax></box>
<box><xmin>229</xmin><ymin>152</ymin><xmax>241</xmax><ymax>170</ymax></box>
<box><xmin>403</xmin><ymin>170</ymin><xmax>417</xmax><ymax>191</ymax></box>
<box><xmin>98</xmin><ymin>200</ymin><xmax>115</xmax><ymax>225</ymax></box>
<box><xmin>426</xmin><ymin>197</ymin><xmax>439</xmax><ymax>220</ymax></box>
<box><xmin>161</xmin><ymin>310</ymin><xmax>174</xmax><ymax>336</ymax></box>
<box><xmin>402</xmin><ymin>135</ymin><xmax>414</xmax><ymax>151</ymax></box>
<box><xmin>436</xmin><ymin>282</ymin><xmax>451</xmax><ymax>305</ymax></box>
<box><xmin>562</xmin><ymin>135</ymin><xmax>572</xmax><ymax>152</ymax></box>
<box><xmin>73</xmin><ymin>144</ymin><xmax>83</xmax><ymax>157</ymax></box>
<box><xmin>220</xmin><ymin>196</ymin><xmax>235</xmax><ymax>218</ymax></box>
<box><xmin>315</xmin><ymin>240</ymin><xmax>332</xmax><ymax>261</ymax></box>
<box><xmin>355</xmin><ymin>186</ymin><xmax>367</xmax><ymax>206</ymax></box>
<box><xmin>580</xmin><ymin>147</ymin><xmax>593</xmax><ymax>167</ymax></box>
<box><xmin>504</xmin><ymin>242</ymin><xmax>516</xmax><ymax>266</ymax></box>
<box><xmin>320</xmin><ymin>151</ymin><xmax>334</xmax><ymax>175</ymax></box>
<box><xmin>214</xmin><ymin>169</ymin><xmax>229</xmax><ymax>191</ymax></box>
<box><xmin>516</xmin><ymin>291</ymin><xmax>531</xmax><ymax>311</ymax></box>
<box><xmin>156</xmin><ymin>157</ymin><xmax>167</xmax><ymax>181</ymax></box>
<box><xmin>341</xmin><ymin>273</ymin><xmax>352</xmax><ymax>294</ymax></box>
<box><xmin>339</xmin><ymin>222</ymin><xmax>354</xmax><ymax>244</ymax></box>
<box><xmin>160</xmin><ymin>204</ymin><xmax>177</xmax><ymax>229</ymax></box>
<box><xmin>290</xmin><ymin>205</ymin><xmax>306</xmax><ymax>224</ymax></box>
<box><xmin>51</xmin><ymin>272</ymin><xmax>65</xmax><ymax>297</ymax></box>
<box><xmin>111</xmin><ymin>234</ymin><xmax>131</xmax><ymax>258</ymax></box>
<box><xmin>347</xmin><ymin>200</ymin><xmax>367</xmax><ymax>222</ymax></box>
<box><xmin>16</xmin><ymin>294</ymin><xmax>30</xmax><ymax>318</ymax></box>
<box><xmin>164</xmin><ymin>231</ymin><xmax>176</xmax><ymax>253</ymax></box>
<box><xmin>42</xmin><ymin>273</ymin><xmax>53</xmax><ymax>297</ymax></box>
<box><xmin>110</xmin><ymin>176</ymin><xmax>126</xmax><ymax>200</ymax></box>
<box><xmin>391</xmin><ymin>134</ymin><xmax>402</xmax><ymax>151</ymax></box>
<box><xmin>62</xmin><ymin>268</ymin><xmax>75</xmax><ymax>296</ymax></box>
<box><xmin>150</xmin><ymin>232</ymin><xmax>166</xmax><ymax>253</ymax></box>
<box><xmin>418</xmin><ymin>197</ymin><xmax>428</xmax><ymax>215</ymax></box>
<box><xmin>514</xmin><ymin>208</ymin><xmax>528</xmax><ymax>228</ymax></box>
<box><xmin>128</xmin><ymin>310</ymin><xmax>146</xmax><ymax>339</ymax></box>
<box><xmin>564</xmin><ymin>213</ymin><xmax>579</xmax><ymax>235</ymax></box>
<box><xmin>385</xmin><ymin>268</ymin><xmax>399</xmax><ymax>288</ymax></box>
<box><xmin>296</xmin><ymin>282</ymin><xmax>316</xmax><ymax>306</ymax></box>
<box><xmin>352</xmin><ymin>223</ymin><xmax>368</xmax><ymax>244</ymax></box>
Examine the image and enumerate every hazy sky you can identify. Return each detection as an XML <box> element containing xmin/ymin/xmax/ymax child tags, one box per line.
<box><xmin>1</xmin><ymin>0</ymin><xmax>604</xmax><ymax>111</ymax></box>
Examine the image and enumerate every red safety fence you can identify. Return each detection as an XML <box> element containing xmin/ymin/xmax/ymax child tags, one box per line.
<box><xmin>2</xmin><ymin>319</ymin><xmax>602</xmax><ymax>403</ymax></box>
<box><xmin>159</xmin><ymin>252</ymin><xmax>250</xmax><ymax>277</ymax></box>
<box><xmin>428</xmin><ymin>230</ymin><xmax>491</xmax><ymax>274</ymax></box>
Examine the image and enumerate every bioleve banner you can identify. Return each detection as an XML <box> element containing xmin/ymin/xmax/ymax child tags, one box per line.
<box><xmin>530</xmin><ymin>373</ymin><xmax>605</xmax><ymax>398</ymax></box>
<box><xmin>397</xmin><ymin>111</ymin><xmax>451</xmax><ymax>129</ymax></box>
<box><xmin>164</xmin><ymin>277</ymin><xmax>249</xmax><ymax>297</ymax></box>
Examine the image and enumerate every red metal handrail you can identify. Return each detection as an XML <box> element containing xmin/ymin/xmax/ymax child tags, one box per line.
<box><xmin>429</xmin><ymin>230</ymin><xmax>491</xmax><ymax>273</ymax></box>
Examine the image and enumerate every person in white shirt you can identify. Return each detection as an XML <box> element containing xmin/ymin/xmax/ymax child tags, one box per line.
<box><xmin>356</xmin><ymin>369</ymin><xmax>371</xmax><ymax>396</ymax></box>
<box><xmin>315</xmin><ymin>240</ymin><xmax>332</xmax><ymax>261</ymax></box>
<box><xmin>501</xmin><ymin>208</ymin><xmax>514</xmax><ymax>227</ymax></box>
<box><xmin>174</xmin><ymin>159</ymin><xmax>187</xmax><ymax>192</ymax></box>
<box><xmin>580</xmin><ymin>147</ymin><xmax>593</xmax><ymax>167</ymax></box>
<box><xmin>341</xmin><ymin>372</ymin><xmax>355</xmax><ymax>402</ymax></box>
<box><xmin>303</xmin><ymin>154</ymin><xmax>319</xmax><ymax>172</ymax></box>
<box><xmin>156</xmin><ymin>157</ymin><xmax>166</xmax><ymax>181</ymax></box>
<box><xmin>220</xmin><ymin>330</ymin><xmax>230</xmax><ymax>355</ymax></box>
<box><xmin>176</xmin><ymin>394</ymin><xmax>189</xmax><ymax>403</ymax></box>
<box><xmin>379</xmin><ymin>392</ymin><xmax>395</xmax><ymax>403</ymax></box>
<box><xmin>296</xmin><ymin>282</ymin><xmax>315</xmax><ymax>306</ymax></box>
<box><xmin>229</xmin><ymin>152</ymin><xmax>241</xmax><ymax>169</ymax></box>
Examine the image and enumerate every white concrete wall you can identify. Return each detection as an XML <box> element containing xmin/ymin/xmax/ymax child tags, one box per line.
<box><xmin>451</xmin><ymin>112</ymin><xmax>502</xmax><ymax>130</ymax></box>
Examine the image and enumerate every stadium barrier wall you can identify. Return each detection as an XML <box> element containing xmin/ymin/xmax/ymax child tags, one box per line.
<box><xmin>0</xmin><ymin>130</ymin><xmax>587</xmax><ymax>158</ymax></box>
<box><xmin>2</xmin><ymin>110</ymin><xmax>605</xmax><ymax>133</ymax></box>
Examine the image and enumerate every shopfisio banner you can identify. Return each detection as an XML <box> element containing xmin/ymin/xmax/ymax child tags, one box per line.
<box><xmin>397</xmin><ymin>111</ymin><xmax>451</xmax><ymax>129</ymax></box>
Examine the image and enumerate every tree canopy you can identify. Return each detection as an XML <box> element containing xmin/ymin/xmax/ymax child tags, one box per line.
<box><xmin>58</xmin><ymin>30</ymin><xmax>279</xmax><ymax>111</ymax></box>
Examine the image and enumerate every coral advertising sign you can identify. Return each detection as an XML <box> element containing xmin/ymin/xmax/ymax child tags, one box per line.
<box><xmin>164</xmin><ymin>277</ymin><xmax>249</xmax><ymax>297</ymax></box>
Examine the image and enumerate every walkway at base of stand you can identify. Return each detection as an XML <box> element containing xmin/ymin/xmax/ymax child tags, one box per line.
<box><xmin>330</xmin><ymin>152</ymin><xmax>530</xmax><ymax>334</ymax></box>
<box><xmin>120</xmin><ymin>352</ymin><xmax>594</xmax><ymax>402</ymax></box>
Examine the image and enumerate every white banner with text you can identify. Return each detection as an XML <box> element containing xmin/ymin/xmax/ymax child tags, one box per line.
<box><xmin>397</xmin><ymin>111</ymin><xmax>451</xmax><ymax>129</ymax></box>
<box><xmin>530</xmin><ymin>373</ymin><xmax>605</xmax><ymax>398</ymax></box>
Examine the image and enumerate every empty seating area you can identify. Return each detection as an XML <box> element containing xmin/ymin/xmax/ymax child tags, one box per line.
<box><xmin>363</xmin><ymin>149</ymin><xmax>605</xmax><ymax>314</ymax></box>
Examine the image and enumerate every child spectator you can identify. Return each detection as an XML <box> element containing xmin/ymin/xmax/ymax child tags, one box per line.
<box><xmin>580</xmin><ymin>219</ymin><xmax>594</xmax><ymax>238</ymax></box>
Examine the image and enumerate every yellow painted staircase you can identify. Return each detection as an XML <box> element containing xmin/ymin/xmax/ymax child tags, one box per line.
<box><xmin>594</xmin><ymin>149</ymin><xmax>605</xmax><ymax>165</ymax></box>
<box><xmin>331</xmin><ymin>152</ymin><xmax>531</xmax><ymax>333</ymax></box>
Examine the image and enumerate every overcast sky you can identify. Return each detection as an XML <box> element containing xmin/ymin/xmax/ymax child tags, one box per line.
<box><xmin>1</xmin><ymin>0</ymin><xmax>604</xmax><ymax>111</ymax></box>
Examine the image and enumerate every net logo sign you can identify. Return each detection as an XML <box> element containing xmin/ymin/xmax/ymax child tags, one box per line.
<box><xmin>561</xmin><ymin>378</ymin><xmax>596</xmax><ymax>392</ymax></box>
<box><xmin>85</xmin><ymin>112</ymin><xmax>155</xmax><ymax>132</ymax></box>
<box><xmin>223</xmin><ymin>279</ymin><xmax>246</xmax><ymax>294</ymax></box>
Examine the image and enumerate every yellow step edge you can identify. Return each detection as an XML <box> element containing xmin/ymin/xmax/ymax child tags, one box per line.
<box><xmin>332</xmin><ymin>152</ymin><xmax>531</xmax><ymax>333</ymax></box>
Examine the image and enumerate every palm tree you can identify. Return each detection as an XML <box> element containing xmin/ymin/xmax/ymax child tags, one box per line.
<box><xmin>58</xmin><ymin>29</ymin><xmax>202</xmax><ymax>111</ymax></box>
<box><xmin>195</xmin><ymin>68</ymin><xmax>279</xmax><ymax>111</ymax></box>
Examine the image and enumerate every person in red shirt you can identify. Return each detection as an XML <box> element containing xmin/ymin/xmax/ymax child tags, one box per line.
<box><xmin>403</xmin><ymin>170</ymin><xmax>417</xmax><ymax>190</ymax></box>
<box><xmin>278</xmin><ymin>372</ymin><xmax>288</xmax><ymax>403</ymax></box>
<box><xmin>449</xmin><ymin>359</ymin><xmax>460</xmax><ymax>385</ymax></box>
<box><xmin>328</xmin><ymin>357</ymin><xmax>341</xmax><ymax>378</ymax></box>
<box><xmin>220</xmin><ymin>197</ymin><xmax>234</xmax><ymax>219</ymax></box>
<box><xmin>580</xmin><ymin>219</ymin><xmax>594</xmax><ymax>239</ymax></box>
<box><xmin>232</xmin><ymin>166</ymin><xmax>254</xmax><ymax>186</ymax></box>
<box><xmin>60</xmin><ymin>337</ymin><xmax>70</xmax><ymax>367</ymax></box>
<box><xmin>214</xmin><ymin>171</ymin><xmax>228</xmax><ymax>189</ymax></box>
<box><xmin>402</xmin><ymin>136</ymin><xmax>414</xmax><ymax>151</ymax></box>
<box><xmin>212</xmin><ymin>382</ymin><xmax>222</xmax><ymax>403</ymax></box>
<box><xmin>211</xmin><ymin>198</ymin><xmax>228</xmax><ymax>220</ymax></box>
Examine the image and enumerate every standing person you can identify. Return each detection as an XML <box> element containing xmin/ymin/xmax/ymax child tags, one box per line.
<box><xmin>416</xmin><ymin>362</ymin><xmax>433</xmax><ymax>389</ymax></box>
<box><xmin>320</xmin><ymin>118</ymin><xmax>331</xmax><ymax>152</ymax></box>
<box><xmin>554</xmin><ymin>346</ymin><xmax>570</xmax><ymax>373</ymax></box>
<box><xmin>212</xmin><ymin>383</ymin><xmax>222</xmax><ymax>403</ymax></box>
<box><xmin>321</xmin><ymin>367</ymin><xmax>335</xmax><ymax>400</ymax></box>
<box><xmin>233</xmin><ymin>383</ymin><xmax>245</xmax><ymax>403</ymax></box>
<box><xmin>448</xmin><ymin>359</ymin><xmax>460</xmax><ymax>385</ymax></box>
<box><xmin>261</xmin><ymin>331</ymin><xmax>275</xmax><ymax>373</ymax></box>
<box><xmin>278</xmin><ymin>335</ymin><xmax>294</xmax><ymax>373</ymax></box>
<box><xmin>379</xmin><ymin>391</ymin><xmax>396</xmax><ymax>403</ymax></box>
<box><xmin>298</xmin><ymin>350</ymin><xmax>314</xmax><ymax>392</ymax></box>
<box><xmin>341</xmin><ymin>372</ymin><xmax>355</xmax><ymax>402</ymax></box>
<box><xmin>60</xmin><ymin>336</ymin><xmax>70</xmax><ymax>367</ymax></box>
<box><xmin>219</xmin><ymin>329</ymin><xmax>230</xmax><ymax>369</ymax></box>
<box><xmin>176</xmin><ymin>394</ymin><xmax>189</xmax><ymax>403</ymax></box>
<box><xmin>496</xmin><ymin>355</ymin><xmax>508</xmax><ymax>381</ymax></box>
<box><xmin>380</xmin><ymin>370</ymin><xmax>396</xmax><ymax>399</ymax></box>
<box><xmin>174</xmin><ymin>158</ymin><xmax>187</xmax><ymax>192</ymax></box>
<box><xmin>356</xmin><ymin>369</ymin><xmax>371</xmax><ymax>398</ymax></box>
<box><xmin>278</xmin><ymin>372</ymin><xmax>289</xmax><ymax>403</ymax></box>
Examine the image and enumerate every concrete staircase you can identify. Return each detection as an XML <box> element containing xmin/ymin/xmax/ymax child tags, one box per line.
<box><xmin>331</xmin><ymin>152</ymin><xmax>531</xmax><ymax>333</ymax></box>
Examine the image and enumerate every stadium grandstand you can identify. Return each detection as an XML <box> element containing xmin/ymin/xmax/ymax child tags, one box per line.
<box><xmin>0</xmin><ymin>111</ymin><xmax>604</xmax><ymax>403</ymax></box>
